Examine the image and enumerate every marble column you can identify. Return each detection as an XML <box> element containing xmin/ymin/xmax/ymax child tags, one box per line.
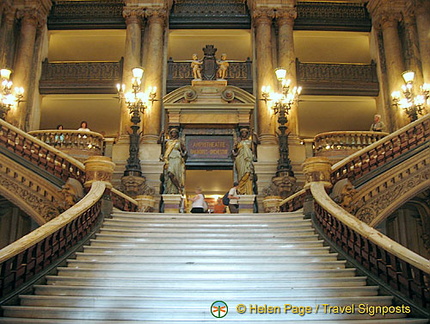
<box><xmin>254</xmin><ymin>9</ymin><xmax>276</xmax><ymax>145</ymax></box>
<box><xmin>119</xmin><ymin>7</ymin><xmax>143</xmax><ymax>138</ymax></box>
<box><xmin>276</xmin><ymin>8</ymin><xmax>298</xmax><ymax>136</ymax></box>
<box><xmin>415</xmin><ymin>0</ymin><xmax>430</xmax><ymax>83</ymax></box>
<box><xmin>378</xmin><ymin>14</ymin><xmax>406</xmax><ymax>128</ymax></box>
<box><xmin>143</xmin><ymin>9</ymin><xmax>166</xmax><ymax>144</ymax></box>
<box><xmin>0</xmin><ymin>5</ymin><xmax>15</xmax><ymax>68</ymax></box>
<box><xmin>403</xmin><ymin>14</ymin><xmax>423</xmax><ymax>85</ymax></box>
<box><xmin>7</xmin><ymin>9</ymin><xmax>39</xmax><ymax>129</ymax></box>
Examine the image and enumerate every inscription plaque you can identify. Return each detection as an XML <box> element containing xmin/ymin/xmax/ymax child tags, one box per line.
<box><xmin>186</xmin><ymin>135</ymin><xmax>233</xmax><ymax>162</ymax></box>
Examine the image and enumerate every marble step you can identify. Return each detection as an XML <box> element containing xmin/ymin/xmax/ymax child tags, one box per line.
<box><xmin>95</xmin><ymin>231</ymin><xmax>319</xmax><ymax>238</ymax></box>
<box><xmin>45</xmin><ymin>276</ymin><xmax>368</xmax><ymax>288</ymax></box>
<box><xmin>55</xmin><ymin>267</ymin><xmax>359</xmax><ymax>279</ymax></box>
<box><xmin>76</xmin><ymin>252</ymin><xmax>337</xmax><ymax>264</ymax></box>
<box><xmin>89</xmin><ymin>235</ymin><xmax>322</xmax><ymax>244</ymax></box>
<box><xmin>111</xmin><ymin>211</ymin><xmax>305</xmax><ymax>219</ymax></box>
<box><xmin>72</xmin><ymin>253</ymin><xmax>339</xmax><ymax>263</ymax></box>
<box><xmin>64</xmin><ymin>259</ymin><xmax>347</xmax><ymax>271</ymax></box>
<box><xmin>82</xmin><ymin>245</ymin><xmax>330</xmax><ymax>255</ymax></box>
<box><xmin>2</xmin><ymin>305</ymin><xmax>411</xmax><ymax>321</ymax></box>
<box><xmin>19</xmin><ymin>295</ymin><xmax>391</xmax><ymax>308</ymax></box>
<box><xmin>32</xmin><ymin>285</ymin><xmax>380</xmax><ymax>297</ymax></box>
<box><xmin>90</xmin><ymin>237</ymin><xmax>324</xmax><ymax>244</ymax></box>
<box><xmin>103</xmin><ymin>218</ymin><xmax>312</xmax><ymax>226</ymax></box>
<box><xmin>1</xmin><ymin>318</ymin><xmax>427</xmax><ymax>324</ymax></box>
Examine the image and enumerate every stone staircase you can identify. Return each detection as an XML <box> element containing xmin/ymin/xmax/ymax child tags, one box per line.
<box><xmin>0</xmin><ymin>210</ymin><xmax>427</xmax><ymax>323</ymax></box>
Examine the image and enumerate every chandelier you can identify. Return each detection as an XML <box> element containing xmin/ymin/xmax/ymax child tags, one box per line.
<box><xmin>1</xmin><ymin>68</ymin><xmax>24</xmax><ymax>119</ymax></box>
<box><xmin>116</xmin><ymin>67</ymin><xmax>157</xmax><ymax>177</ymax></box>
<box><xmin>391</xmin><ymin>70</ymin><xmax>429</xmax><ymax>122</ymax></box>
<box><xmin>261</xmin><ymin>67</ymin><xmax>302</xmax><ymax>176</ymax></box>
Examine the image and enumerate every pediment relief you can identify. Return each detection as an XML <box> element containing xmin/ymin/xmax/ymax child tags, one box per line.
<box><xmin>164</xmin><ymin>83</ymin><xmax>255</xmax><ymax>106</ymax></box>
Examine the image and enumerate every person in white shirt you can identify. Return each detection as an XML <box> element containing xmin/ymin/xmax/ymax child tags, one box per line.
<box><xmin>78</xmin><ymin>121</ymin><xmax>91</xmax><ymax>131</ymax></box>
<box><xmin>189</xmin><ymin>187</ymin><xmax>206</xmax><ymax>213</ymax></box>
<box><xmin>228</xmin><ymin>182</ymin><xmax>240</xmax><ymax>213</ymax></box>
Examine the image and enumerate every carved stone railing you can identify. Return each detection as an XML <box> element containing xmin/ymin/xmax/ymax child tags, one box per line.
<box><xmin>0</xmin><ymin>181</ymin><xmax>105</xmax><ymax>299</ymax></box>
<box><xmin>313</xmin><ymin>131</ymin><xmax>389</xmax><ymax>162</ymax></box>
<box><xmin>166</xmin><ymin>58</ymin><xmax>253</xmax><ymax>93</ymax></box>
<box><xmin>48</xmin><ymin>0</ymin><xmax>125</xmax><ymax>29</ymax></box>
<box><xmin>39</xmin><ymin>59</ymin><xmax>123</xmax><ymax>94</ymax></box>
<box><xmin>295</xmin><ymin>1</ymin><xmax>371</xmax><ymax>31</ymax></box>
<box><xmin>352</xmin><ymin>141</ymin><xmax>429</xmax><ymax>226</ymax></box>
<box><xmin>311</xmin><ymin>181</ymin><xmax>430</xmax><ymax>314</ymax></box>
<box><xmin>28</xmin><ymin>130</ymin><xmax>104</xmax><ymax>162</ymax></box>
<box><xmin>0</xmin><ymin>119</ymin><xmax>138</xmax><ymax>212</ymax></box>
<box><xmin>297</xmin><ymin>61</ymin><xmax>379</xmax><ymax>96</ymax></box>
<box><xmin>331</xmin><ymin>114</ymin><xmax>430</xmax><ymax>184</ymax></box>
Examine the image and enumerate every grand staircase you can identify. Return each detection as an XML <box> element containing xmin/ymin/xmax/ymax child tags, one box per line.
<box><xmin>0</xmin><ymin>210</ymin><xmax>427</xmax><ymax>323</ymax></box>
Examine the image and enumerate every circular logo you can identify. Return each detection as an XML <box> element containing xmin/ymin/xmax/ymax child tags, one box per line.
<box><xmin>211</xmin><ymin>301</ymin><xmax>228</xmax><ymax>318</ymax></box>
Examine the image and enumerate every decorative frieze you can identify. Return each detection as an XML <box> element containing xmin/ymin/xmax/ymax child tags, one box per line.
<box><xmin>48</xmin><ymin>0</ymin><xmax>125</xmax><ymax>29</ymax></box>
<box><xmin>39</xmin><ymin>59</ymin><xmax>123</xmax><ymax>94</ymax></box>
<box><xmin>295</xmin><ymin>1</ymin><xmax>371</xmax><ymax>31</ymax></box>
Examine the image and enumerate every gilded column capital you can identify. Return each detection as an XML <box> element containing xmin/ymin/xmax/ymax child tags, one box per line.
<box><xmin>2</xmin><ymin>5</ymin><xmax>16</xmax><ymax>25</ymax></box>
<box><xmin>16</xmin><ymin>8</ymin><xmax>49</xmax><ymax>29</ymax></box>
<box><xmin>275</xmin><ymin>8</ymin><xmax>297</xmax><ymax>26</ymax></box>
<box><xmin>253</xmin><ymin>8</ymin><xmax>275</xmax><ymax>26</ymax></box>
<box><xmin>123</xmin><ymin>7</ymin><xmax>145</xmax><ymax>25</ymax></box>
<box><xmin>145</xmin><ymin>8</ymin><xmax>167</xmax><ymax>26</ymax></box>
<box><xmin>372</xmin><ymin>11</ymin><xmax>402</xmax><ymax>30</ymax></box>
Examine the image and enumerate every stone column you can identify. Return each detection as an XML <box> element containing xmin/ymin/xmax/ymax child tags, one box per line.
<box><xmin>143</xmin><ymin>8</ymin><xmax>166</xmax><ymax>144</ymax></box>
<box><xmin>415</xmin><ymin>0</ymin><xmax>430</xmax><ymax>83</ymax></box>
<box><xmin>276</xmin><ymin>8</ymin><xmax>298</xmax><ymax>135</ymax></box>
<box><xmin>254</xmin><ymin>9</ymin><xmax>276</xmax><ymax>145</ymax></box>
<box><xmin>7</xmin><ymin>9</ymin><xmax>39</xmax><ymax>129</ymax></box>
<box><xmin>119</xmin><ymin>7</ymin><xmax>143</xmax><ymax>138</ymax></box>
<box><xmin>376</xmin><ymin>13</ymin><xmax>406</xmax><ymax>128</ymax></box>
<box><xmin>0</xmin><ymin>5</ymin><xmax>15</xmax><ymax>68</ymax></box>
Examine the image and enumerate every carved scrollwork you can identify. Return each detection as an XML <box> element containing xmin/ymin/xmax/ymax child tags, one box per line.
<box><xmin>184</xmin><ymin>87</ymin><xmax>198</xmax><ymax>102</ymax></box>
<box><xmin>221</xmin><ymin>88</ymin><xmax>235</xmax><ymax>102</ymax></box>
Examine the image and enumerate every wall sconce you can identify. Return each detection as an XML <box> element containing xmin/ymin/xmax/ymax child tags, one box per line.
<box><xmin>1</xmin><ymin>68</ymin><xmax>24</xmax><ymax>119</ymax></box>
<box><xmin>391</xmin><ymin>70</ymin><xmax>429</xmax><ymax>122</ymax></box>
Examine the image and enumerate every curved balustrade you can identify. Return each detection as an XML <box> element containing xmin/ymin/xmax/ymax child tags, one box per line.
<box><xmin>0</xmin><ymin>181</ymin><xmax>106</xmax><ymax>299</ymax></box>
<box><xmin>0</xmin><ymin>119</ymin><xmax>138</xmax><ymax>212</ymax></box>
<box><xmin>314</xmin><ymin>131</ymin><xmax>388</xmax><ymax>155</ymax></box>
<box><xmin>331</xmin><ymin>114</ymin><xmax>430</xmax><ymax>183</ymax></box>
<box><xmin>311</xmin><ymin>182</ymin><xmax>430</xmax><ymax>312</ymax></box>
<box><xmin>279</xmin><ymin>189</ymin><xmax>306</xmax><ymax>212</ymax></box>
<box><xmin>28</xmin><ymin>130</ymin><xmax>105</xmax><ymax>161</ymax></box>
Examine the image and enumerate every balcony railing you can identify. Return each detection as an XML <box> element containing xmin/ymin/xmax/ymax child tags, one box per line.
<box><xmin>39</xmin><ymin>59</ymin><xmax>123</xmax><ymax>94</ymax></box>
<box><xmin>28</xmin><ymin>130</ymin><xmax>105</xmax><ymax>162</ymax></box>
<box><xmin>297</xmin><ymin>60</ymin><xmax>379</xmax><ymax>96</ymax></box>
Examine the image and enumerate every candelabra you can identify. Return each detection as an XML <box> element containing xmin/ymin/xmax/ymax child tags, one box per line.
<box><xmin>1</xmin><ymin>68</ymin><xmax>24</xmax><ymax>120</ymax></box>
<box><xmin>261</xmin><ymin>68</ymin><xmax>302</xmax><ymax>176</ymax></box>
<box><xmin>391</xmin><ymin>70</ymin><xmax>429</xmax><ymax>122</ymax></box>
<box><xmin>117</xmin><ymin>67</ymin><xmax>156</xmax><ymax>177</ymax></box>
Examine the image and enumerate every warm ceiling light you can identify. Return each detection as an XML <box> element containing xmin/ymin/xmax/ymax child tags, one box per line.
<box><xmin>402</xmin><ymin>70</ymin><xmax>415</xmax><ymax>83</ymax></box>
<box><xmin>132</xmin><ymin>67</ymin><xmax>144</xmax><ymax>79</ymax></box>
<box><xmin>274</xmin><ymin>68</ymin><xmax>287</xmax><ymax>81</ymax></box>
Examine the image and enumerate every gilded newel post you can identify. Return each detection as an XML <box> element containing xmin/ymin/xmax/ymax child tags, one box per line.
<box><xmin>301</xmin><ymin>157</ymin><xmax>332</xmax><ymax>218</ymax></box>
<box><xmin>84</xmin><ymin>156</ymin><xmax>116</xmax><ymax>189</ymax></box>
<box><xmin>302</xmin><ymin>157</ymin><xmax>332</xmax><ymax>189</ymax></box>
